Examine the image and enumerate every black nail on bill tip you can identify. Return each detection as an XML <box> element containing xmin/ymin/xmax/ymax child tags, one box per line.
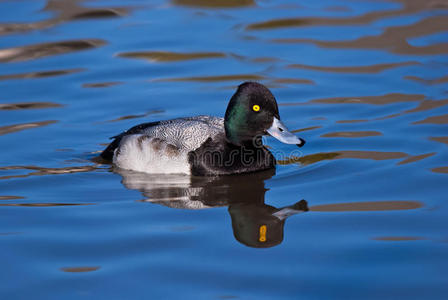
<box><xmin>296</xmin><ymin>138</ymin><xmax>306</xmax><ymax>148</ymax></box>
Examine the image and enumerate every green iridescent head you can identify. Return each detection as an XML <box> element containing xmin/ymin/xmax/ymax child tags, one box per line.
<box><xmin>224</xmin><ymin>82</ymin><xmax>305</xmax><ymax>147</ymax></box>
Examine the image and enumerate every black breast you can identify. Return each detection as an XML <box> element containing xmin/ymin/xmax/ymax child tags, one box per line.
<box><xmin>188</xmin><ymin>134</ymin><xmax>276</xmax><ymax>176</ymax></box>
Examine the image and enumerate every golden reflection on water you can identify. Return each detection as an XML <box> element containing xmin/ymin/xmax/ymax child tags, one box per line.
<box><xmin>82</xmin><ymin>82</ymin><xmax>123</xmax><ymax>88</ymax></box>
<box><xmin>0</xmin><ymin>203</ymin><xmax>93</xmax><ymax>207</ymax></box>
<box><xmin>60</xmin><ymin>266</ymin><xmax>100</xmax><ymax>273</ymax></box>
<box><xmin>291</xmin><ymin>126</ymin><xmax>322</xmax><ymax>133</ymax></box>
<box><xmin>281</xmin><ymin>92</ymin><xmax>442</xmax><ymax>127</ymax></box>
<box><xmin>429</xmin><ymin>136</ymin><xmax>448</xmax><ymax>146</ymax></box>
<box><xmin>0</xmin><ymin>69</ymin><xmax>84</xmax><ymax>80</ymax></box>
<box><xmin>413</xmin><ymin>114</ymin><xmax>448</xmax><ymax>125</ymax></box>
<box><xmin>310</xmin><ymin>200</ymin><xmax>422</xmax><ymax>212</ymax></box>
<box><xmin>247</xmin><ymin>0</ymin><xmax>448</xmax><ymax>30</ymax></box>
<box><xmin>172</xmin><ymin>0</ymin><xmax>255</xmax><ymax>8</ymax></box>
<box><xmin>0</xmin><ymin>0</ymin><xmax>128</xmax><ymax>36</ymax></box>
<box><xmin>0</xmin><ymin>195</ymin><xmax>25</xmax><ymax>200</ymax></box>
<box><xmin>0</xmin><ymin>120</ymin><xmax>58</xmax><ymax>136</ymax></box>
<box><xmin>0</xmin><ymin>39</ymin><xmax>106</xmax><ymax>63</ymax></box>
<box><xmin>321</xmin><ymin>131</ymin><xmax>382</xmax><ymax>138</ymax></box>
<box><xmin>0</xmin><ymin>165</ymin><xmax>97</xmax><ymax>180</ymax></box>
<box><xmin>396</xmin><ymin>153</ymin><xmax>436</xmax><ymax>166</ymax></box>
<box><xmin>271</xmin><ymin>78</ymin><xmax>314</xmax><ymax>85</ymax></box>
<box><xmin>117</xmin><ymin>51</ymin><xmax>226</xmax><ymax>62</ymax></box>
<box><xmin>298</xmin><ymin>97</ymin><xmax>448</xmax><ymax>125</ymax></box>
<box><xmin>336</xmin><ymin>119</ymin><xmax>369</xmax><ymax>124</ymax></box>
<box><xmin>373</xmin><ymin>236</ymin><xmax>425</xmax><ymax>241</ymax></box>
<box><xmin>404</xmin><ymin>75</ymin><xmax>448</xmax><ymax>85</ymax></box>
<box><xmin>0</xmin><ymin>102</ymin><xmax>62</xmax><ymax>110</ymax></box>
<box><xmin>288</xmin><ymin>61</ymin><xmax>419</xmax><ymax>74</ymax></box>
<box><xmin>244</xmin><ymin>0</ymin><xmax>448</xmax><ymax>56</ymax></box>
<box><xmin>431</xmin><ymin>166</ymin><xmax>448</xmax><ymax>174</ymax></box>
<box><xmin>404</xmin><ymin>99</ymin><xmax>448</xmax><ymax>114</ymax></box>
<box><xmin>154</xmin><ymin>74</ymin><xmax>266</xmax><ymax>82</ymax></box>
<box><xmin>278</xmin><ymin>150</ymin><xmax>408</xmax><ymax>166</ymax></box>
<box><xmin>308</xmin><ymin>93</ymin><xmax>426</xmax><ymax>105</ymax></box>
<box><xmin>272</xmin><ymin>15</ymin><xmax>448</xmax><ymax>55</ymax></box>
<box><xmin>281</xmin><ymin>92</ymin><xmax>448</xmax><ymax>127</ymax></box>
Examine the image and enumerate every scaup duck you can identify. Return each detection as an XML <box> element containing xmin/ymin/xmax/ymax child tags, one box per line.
<box><xmin>101</xmin><ymin>82</ymin><xmax>305</xmax><ymax>176</ymax></box>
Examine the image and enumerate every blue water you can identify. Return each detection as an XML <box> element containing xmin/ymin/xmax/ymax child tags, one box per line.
<box><xmin>1</xmin><ymin>0</ymin><xmax>448</xmax><ymax>299</ymax></box>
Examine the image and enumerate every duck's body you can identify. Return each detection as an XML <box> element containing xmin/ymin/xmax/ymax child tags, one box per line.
<box><xmin>101</xmin><ymin>82</ymin><xmax>305</xmax><ymax>176</ymax></box>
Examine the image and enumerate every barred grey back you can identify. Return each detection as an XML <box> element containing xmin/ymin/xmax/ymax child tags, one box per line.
<box><xmin>138</xmin><ymin>115</ymin><xmax>224</xmax><ymax>152</ymax></box>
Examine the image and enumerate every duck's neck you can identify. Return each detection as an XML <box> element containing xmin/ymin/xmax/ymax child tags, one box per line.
<box><xmin>226</xmin><ymin>135</ymin><xmax>264</xmax><ymax>150</ymax></box>
<box><xmin>225</xmin><ymin>110</ymin><xmax>244</xmax><ymax>145</ymax></box>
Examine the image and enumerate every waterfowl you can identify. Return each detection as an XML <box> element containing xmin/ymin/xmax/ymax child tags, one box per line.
<box><xmin>101</xmin><ymin>82</ymin><xmax>305</xmax><ymax>176</ymax></box>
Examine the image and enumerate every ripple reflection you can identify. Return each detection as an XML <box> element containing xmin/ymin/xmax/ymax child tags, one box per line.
<box><xmin>60</xmin><ymin>266</ymin><xmax>100</xmax><ymax>273</ymax></box>
<box><xmin>0</xmin><ymin>68</ymin><xmax>84</xmax><ymax>80</ymax></box>
<box><xmin>117</xmin><ymin>51</ymin><xmax>226</xmax><ymax>63</ymax></box>
<box><xmin>155</xmin><ymin>74</ymin><xmax>265</xmax><ymax>82</ymax></box>
<box><xmin>0</xmin><ymin>39</ymin><xmax>106</xmax><ymax>63</ymax></box>
<box><xmin>172</xmin><ymin>0</ymin><xmax>255</xmax><ymax>8</ymax></box>
<box><xmin>310</xmin><ymin>200</ymin><xmax>422</xmax><ymax>212</ymax></box>
<box><xmin>0</xmin><ymin>102</ymin><xmax>62</xmax><ymax>110</ymax></box>
<box><xmin>278</xmin><ymin>150</ymin><xmax>408</xmax><ymax>166</ymax></box>
<box><xmin>288</xmin><ymin>61</ymin><xmax>419</xmax><ymax>74</ymax></box>
<box><xmin>0</xmin><ymin>120</ymin><xmax>58</xmax><ymax>136</ymax></box>
<box><xmin>0</xmin><ymin>165</ymin><xmax>97</xmax><ymax>180</ymax></box>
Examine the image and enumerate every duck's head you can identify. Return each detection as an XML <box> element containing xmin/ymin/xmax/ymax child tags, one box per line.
<box><xmin>224</xmin><ymin>82</ymin><xmax>305</xmax><ymax>147</ymax></box>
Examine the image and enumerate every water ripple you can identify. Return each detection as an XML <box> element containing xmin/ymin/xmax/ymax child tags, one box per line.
<box><xmin>0</xmin><ymin>68</ymin><xmax>84</xmax><ymax>80</ymax></box>
<box><xmin>0</xmin><ymin>39</ymin><xmax>106</xmax><ymax>63</ymax></box>
<box><xmin>404</xmin><ymin>75</ymin><xmax>448</xmax><ymax>85</ymax></box>
<box><xmin>0</xmin><ymin>165</ymin><xmax>97</xmax><ymax>180</ymax></box>
<box><xmin>308</xmin><ymin>93</ymin><xmax>425</xmax><ymax>105</ymax></box>
<box><xmin>154</xmin><ymin>74</ymin><xmax>266</xmax><ymax>82</ymax></box>
<box><xmin>413</xmin><ymin>114</ymin><xmax>448</xmax><ymax>125</ymax></box>
<box><xmin>0</xmin><ymin>203</ymin><xmax>94</xmax><ymax>207</ymax></box>
<box><xmin>288</xmin><ymin>61</ymin><xmax>419</xmax><ymax>74</ymax></box>
<box><xmin>0</xmin><ymin>102</ymin><xmax>62</xmax><ymax>110</ymax></box>
<box><xmin>429</xmin><ymin>136</ymin><xmax>448</xmax><ymax>146</ymax></box>
<box><xmin>0</xmin><ymin>1</ymin><xmax>129</xmax><ymax>36</ymax></box>
<box><xmin>117</xmin><ymin>51</ymin><xmax>226</xmax><ymax>63</ymax></box>
<box><xmin>321</xmin><ymin>131</ymin><xmax>383</xmax><ymax>138</ymax></box>
<box><xmin>246</xmin><ymin>0</ymin><xmax>447</xmax><ymax>31</ymax></box>
<box><xmin>172</xmin><ymin>0</ymin><xmax>255</xmax><ymax>8</ymax></box>
<box><xmin>60</xmin><ymin>266</ymin><xmax>100</xmax><ymax>273</ymax></box>
<box><xmin>278</xmin><ymin>150</ymin><xmax>408</xmax><ymax>166</ymax></box>
<box><xmin>397</xmin><ymin>152</ymin><xmax>436</xmax><ymax>165</ymax></box>
<box><xmin>0</xmin><ymin>120</ymin><xmax>58</xmax><ymax>136</ymax></box>
<box><xmin>310</xmin><ymin>200</ymin><xmax>422</xmax><ymax>212</ymax></box>
<box><xmin>431</xmin><ymin>166</ymin><xmax>448</xmax><ymax>174</ymax></box>
<box><xmin>273</xmin><ymin>16</ymin><xmax>448</xmax><ymax>55</ymax></box>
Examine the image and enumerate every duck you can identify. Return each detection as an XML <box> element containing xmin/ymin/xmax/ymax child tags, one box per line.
<box><xmin>101</xmin><ymin>82</ymin><xmax>305</xmax><ymax>176</ymax></box>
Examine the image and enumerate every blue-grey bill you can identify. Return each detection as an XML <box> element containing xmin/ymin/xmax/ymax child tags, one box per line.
<box><xmin>266</xmin><ymin>117</ymin><xmax>306</xmax><ymax>147</ymax></box>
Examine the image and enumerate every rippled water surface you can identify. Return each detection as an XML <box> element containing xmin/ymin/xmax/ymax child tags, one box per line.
<box><xmin>1</xmin><ymin>0</ymin><xmax>448</xmax><ymax>299</ymax></box>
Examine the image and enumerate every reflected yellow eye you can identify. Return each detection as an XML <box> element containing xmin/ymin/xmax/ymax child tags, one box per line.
<box><xmin>259</xmin><ymin>225</ymin><xmax>267</xmax><ymax>242</ymax></box>
<box><xmin>252</xmin><ymin>104</ymin><xmax>260</xmax><ymax>112</ymax></box>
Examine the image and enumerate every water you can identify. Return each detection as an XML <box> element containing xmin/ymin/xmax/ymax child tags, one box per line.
<box><xmin>1</xmin><ymin>0</ymin><xmax>447</xmax><ymax>299</ymax></box>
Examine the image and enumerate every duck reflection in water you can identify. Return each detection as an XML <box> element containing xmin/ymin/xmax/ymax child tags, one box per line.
<box><xmin>116</xmin><ymin>168</ymin><xmax>308</xmax><ymax>248</ymax></box>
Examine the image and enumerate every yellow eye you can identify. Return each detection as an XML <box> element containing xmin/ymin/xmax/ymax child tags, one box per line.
<box><xmin>252</xmin><ymin>104</ymin><xmax>260</xmax><ymax>112</ymax></box>
<box><xmin>259</xmin><ymin>225</ymin><xmax>267</xmax><ymax>242</ymax></box>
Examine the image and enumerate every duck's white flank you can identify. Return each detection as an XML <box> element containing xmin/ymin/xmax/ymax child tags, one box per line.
<box><xmin>112</xmin><ymin>116</ymin><xmax>224</xmax><ymax>174</ymax></box>
<box><xmin>114</xmin><ymin>134</ymin><xmax>191</xmax><ymax>174</ymax></box>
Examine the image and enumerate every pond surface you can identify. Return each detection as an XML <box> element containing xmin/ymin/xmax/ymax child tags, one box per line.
<box><xmin>1</xmin><ymin>0</ymin><xmax>448</xmax><ymax>299</ymax></box>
